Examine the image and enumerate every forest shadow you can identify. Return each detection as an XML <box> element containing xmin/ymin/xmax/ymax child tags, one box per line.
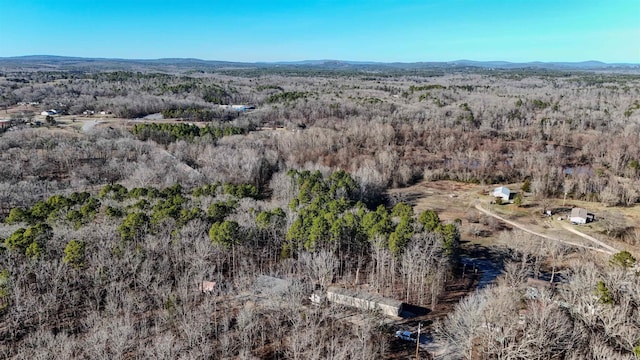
<box><xmin>550</xmin><ymin>207</ymin><xmax>572</xmax><ymax>215</ymax></box>
<box><xmin>387</xmin><ymin>191</ymin><xmax>425</xmax><ymax>207</ymax></box>
<box><xmin>400</xmin><ymin>303</ymin><xmax>431</xmax><ymax>319</ymax></box>
<box><xmin>460</xmin><ymin>244</ymin><xmax>511</xmax><ymax>289</ymax></box>
<box><xmin>463</xmin><ymin>244</ymin><xmax>511</xmax><ymax>261</ymax></box>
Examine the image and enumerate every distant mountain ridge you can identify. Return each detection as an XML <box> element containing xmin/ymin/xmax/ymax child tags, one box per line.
<box><xmin>1</xmin><ymin>55</ymin><xmax>638</xmax><ymax>72</ymax></box>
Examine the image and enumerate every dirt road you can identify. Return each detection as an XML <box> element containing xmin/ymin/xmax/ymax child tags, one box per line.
<box><xmin>474</xmin><ymin>203</ymin><xmax>615</xmax><ymax>255</ymax></box>
<box><xmin>560</xmin><ymin>223</ymin><xmax>619</xmax><ymax>254</ymax></box>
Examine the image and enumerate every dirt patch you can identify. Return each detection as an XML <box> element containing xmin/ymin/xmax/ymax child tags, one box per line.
<box><xmin>416</xmin><ymin>180</ymin><xmax>479</xmax><ymax>193</ymax></box>
<box><xmin>388</xmin><ymin>180</ymin><xmax>484</xmax><ymax>225</ymax></box>
<box><xmin>391</xmin><ymin>179</ymin><xmax>639</xmax><ymax>258</ymax></box>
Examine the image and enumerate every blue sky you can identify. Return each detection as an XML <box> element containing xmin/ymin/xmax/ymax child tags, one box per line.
<box><xmin>1</xmin><ymin>0</ymin><xmax>638</xmax><ymax>63</ymax></box>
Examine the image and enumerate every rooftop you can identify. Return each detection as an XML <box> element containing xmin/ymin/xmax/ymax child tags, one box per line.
<box><xmin>327</xmin><ymin>286</ymin><xmax>403</xmax><ymax>308</ymax></box>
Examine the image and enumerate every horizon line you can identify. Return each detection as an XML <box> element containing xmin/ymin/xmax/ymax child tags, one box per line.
<box><xmin>1</xmin><ymin>54</ymin><xmax>639</xmax><ymax>66</ymax></box>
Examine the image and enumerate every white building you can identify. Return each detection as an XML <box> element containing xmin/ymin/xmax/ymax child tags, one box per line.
<box><xmin>492</xmin><ymin>186</ymin><xmax>511</xmax><ymax>202</ymax></box>
<box><xmin>570</xmin><ymin>208</ymin><xmax>594</xmax><ymax>224</ymax></box>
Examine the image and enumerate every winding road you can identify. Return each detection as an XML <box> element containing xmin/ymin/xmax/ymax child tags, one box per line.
<box><xmin>559</xmin><ymin>223</ymin><xmax>618</xmax><ymax>254</ymax></box>
<box><xmin>474</xmin><ymin>203</ymin><xmax>617</xmax><ymax>255</ymax></box>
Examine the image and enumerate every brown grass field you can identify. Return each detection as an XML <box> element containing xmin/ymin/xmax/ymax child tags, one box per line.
<box><xmin>389</xmin><ymin>180</ymin><xmax>640</xmax><ymax>259</ymax></box>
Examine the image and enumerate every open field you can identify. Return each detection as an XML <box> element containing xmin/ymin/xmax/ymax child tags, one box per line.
<box><xmin>389</xmin><ymin>179</ymin><xmax>639</xmax><ymax>257</ymax></box>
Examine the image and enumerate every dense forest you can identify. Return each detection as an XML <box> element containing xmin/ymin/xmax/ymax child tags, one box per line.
<box><xmin>0</xmin><ymin>61</ymin><xmax>639</xmax><ymax>359</ymax></box>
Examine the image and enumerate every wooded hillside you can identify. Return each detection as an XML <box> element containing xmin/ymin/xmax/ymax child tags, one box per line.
<box><xmin>1</xmin><ymin>64</ymin><xmax>639</xmax><ymax>359</ymax></box>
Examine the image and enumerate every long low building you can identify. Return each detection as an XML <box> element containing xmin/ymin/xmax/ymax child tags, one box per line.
<box><xmin>326</xmin><ymin>286</ymin><xmax>403</xmax><ymax>317</ymax></box>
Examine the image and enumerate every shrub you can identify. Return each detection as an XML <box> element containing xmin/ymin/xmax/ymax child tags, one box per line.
<box><xmin>63</xmin><ymin>239</ymin><xmax>85</xmax><ymax>269</ymax></box>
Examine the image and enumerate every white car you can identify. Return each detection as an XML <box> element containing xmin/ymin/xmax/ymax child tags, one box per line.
<box><xmin>395</xmin><ymin>330</ymin><xmax>417</xmax><ymax>343</ymax></box>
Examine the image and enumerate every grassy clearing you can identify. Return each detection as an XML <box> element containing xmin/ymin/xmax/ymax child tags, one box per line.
<box><xmin>390</xmin><ymin>180</ymin><xmax>640</xmax><ymax>257</ymax></box>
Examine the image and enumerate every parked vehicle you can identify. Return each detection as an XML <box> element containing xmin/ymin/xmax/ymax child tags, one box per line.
<box><xmin>395</xmin><ymin>330</ymin><xmax>417</xmax><ymax>343</ymax></box>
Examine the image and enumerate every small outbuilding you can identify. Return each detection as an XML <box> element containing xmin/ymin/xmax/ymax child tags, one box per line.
<box><xmin>570</xmin><ymin>207</ymin><xmax>594</xmax><ymax>224</ymax></box>
<box><xmin>492</xmin><ymin>186</ymin><xmax>511</xmax><ymax>202</ymax></box>
<box><xmin>197</xmin><ymin>280</ymin><xmax>217</xmax><ymax>294</ymax></box>
<box><xmin>0</xmin><ymin>119</ymin><xmax>12</xmax><ymax>130</ymax></box>
<box><xmin>253</xmin><ymin>275</ymin><xmax>291</xmax><ymax>296</ymax></box>
<box><xmin>231</xmin><ymin>105</ymin><xmax>255</xmax><ymax>112</ymax></box>
<box><xmin>40</xmin><ymin>110</ymin><xmax>57</xmax><ymax>116</ymax></box>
